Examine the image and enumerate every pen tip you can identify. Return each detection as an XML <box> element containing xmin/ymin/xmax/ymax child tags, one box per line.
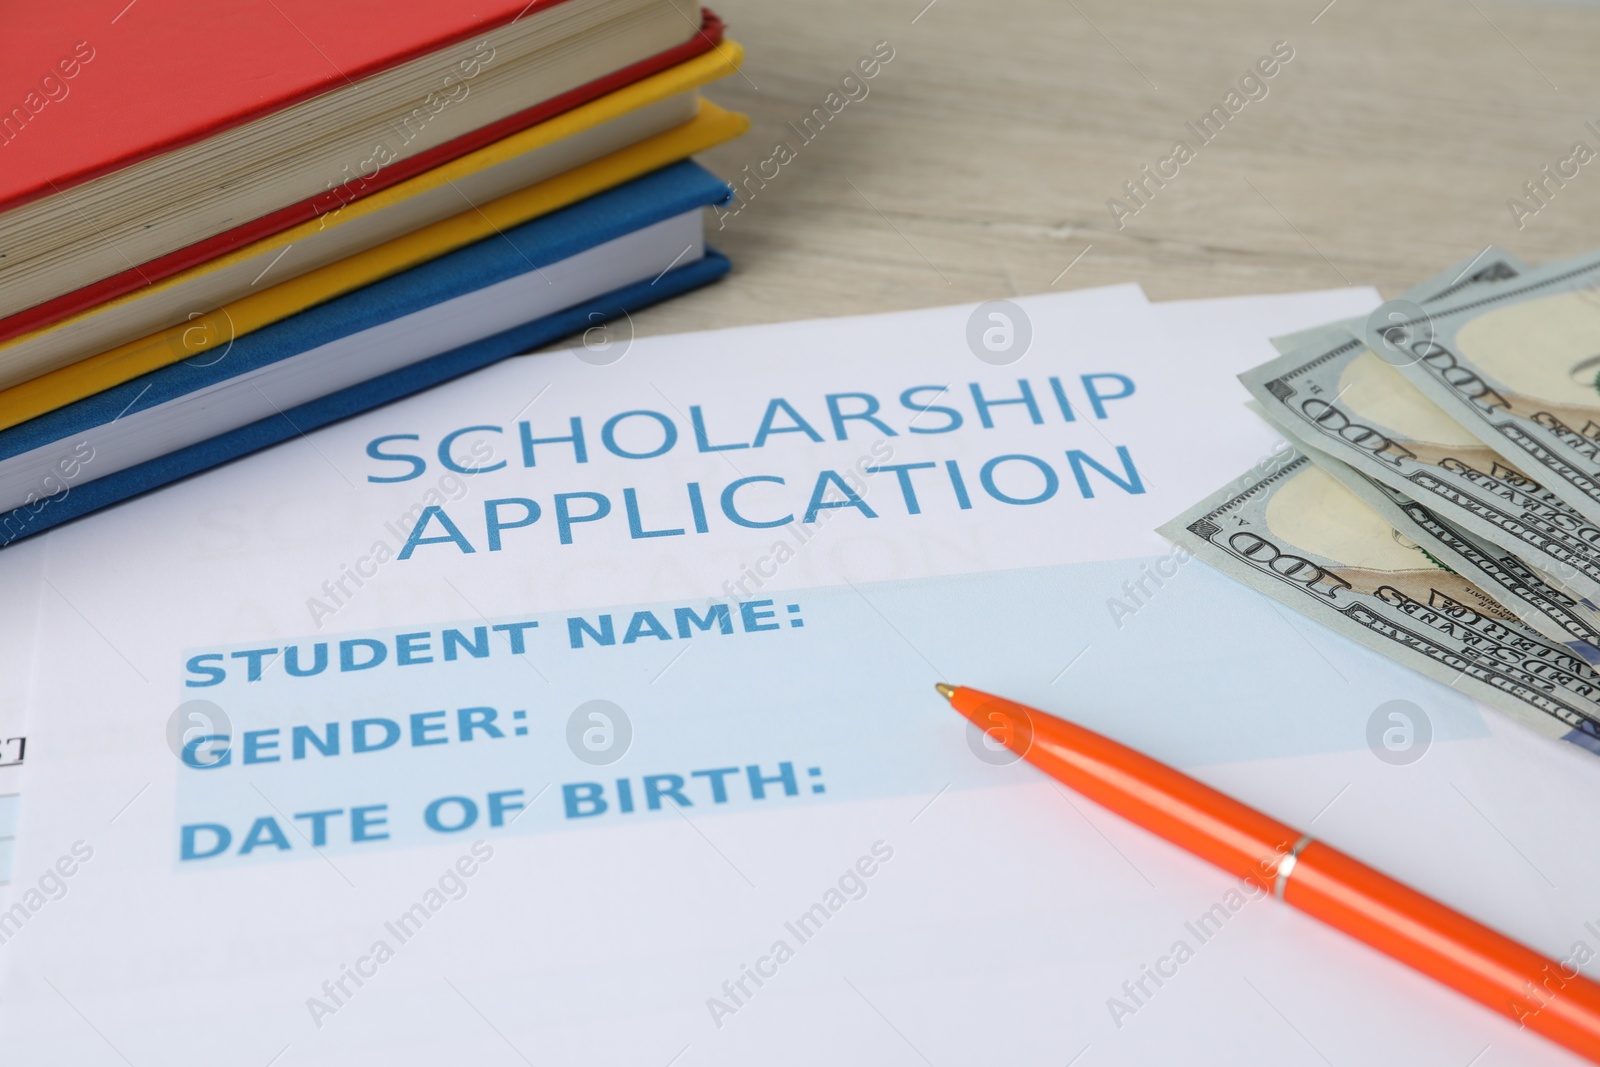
<box><xmin>934</xmin><ymin>682</ymin><xmax>956</xmax><ymax>701</ymax></box>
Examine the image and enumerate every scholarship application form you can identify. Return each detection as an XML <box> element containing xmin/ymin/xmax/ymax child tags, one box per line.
<box><xmin>0</xmin><ymin>561</ymin><xmax>36</xmax><ymax>889</ymax></box>
<box><xmin>2</xmin><ymin>282</ymin><xmax>1598</xmax><ymax>1066</ymax></box>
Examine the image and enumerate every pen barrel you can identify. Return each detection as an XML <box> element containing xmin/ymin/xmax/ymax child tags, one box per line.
<box><xmin>1285</xmin><ymin>842</ymin><xmax>1600</xmax><ymax>1062</ymax></box>
<box><xmin>956</xmin><ymin>690</ymin><xmax>1304</xmax><ymax>892</ymax></box>
<box><xmin>951</xmin><ymin>687</ymin><xmax>1600</xmax><ymax>1062</ymax></box>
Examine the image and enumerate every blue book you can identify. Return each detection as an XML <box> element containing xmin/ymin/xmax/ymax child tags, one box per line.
<box><xmin>0</xmin><ymin>161</ymin><xmax>732</xmax><ymax>546</ymax></box>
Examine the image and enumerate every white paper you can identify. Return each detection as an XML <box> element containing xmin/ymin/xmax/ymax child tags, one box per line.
<box><xmin>0</xmin><ymin>540</ymin><xmax>41</xmax><ymax>890</ymax></box>
<box><xmin>3</xmin><ymin>283</ymin><xmax>1597</xmax><ymax>1067</ymax></box>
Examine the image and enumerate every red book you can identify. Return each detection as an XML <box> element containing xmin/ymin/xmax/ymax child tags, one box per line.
<box><xmin>0</xmin><ymin>0</ymin><xmax>723</xmax><ymax>345</ymax></box>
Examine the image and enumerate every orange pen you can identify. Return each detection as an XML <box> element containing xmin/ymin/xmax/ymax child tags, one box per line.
<box><xmin>936</xmin><ymin>683</ymin><xmax>1600</xmax><ymax>1063</ymax></box>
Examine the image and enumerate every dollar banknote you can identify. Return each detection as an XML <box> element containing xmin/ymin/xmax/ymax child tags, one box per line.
<box><xmin>1159</xmin><ymin>450</ymin><xmax>1600</xmax><ymax>747</ymax></box>
<box><xmin>1241</xmin><ymin>257</ymin><xmax>1600</xmax><ymax>605</ymax></box>
<box><xmin>1355</xmin><ymin>251</ymin><xmax>1600</xmax><ymax>530</ymax></box>
<box><xmin>1271</xmin><ymin>248</ymin><xmax>1525</xmax><ymax>354</ymax></box>
<box><xmin>1250</xmin><ymin>400</ymin><xmax>1600</xmax><ymax>653</ymax></box>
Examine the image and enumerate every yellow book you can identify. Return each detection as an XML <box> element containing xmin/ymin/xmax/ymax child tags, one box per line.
<box><xmin>0</xmin><ymin>43</ymin><xmax>746</xmax><ymax>430</ymax></box>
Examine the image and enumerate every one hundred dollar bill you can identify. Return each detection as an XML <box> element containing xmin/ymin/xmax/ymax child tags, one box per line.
<box><xmin>1242</xmin><ymin>257</ymin><xmax>1600</xmax><ymax>604</ymax></box>
<box><xmin>1159</xmin><ymin>450</ymin><xmax>1600</xmax><ymax>747</ymax></box>
<box><xmin>1271</xmin><ymin>248</ymin><xmax>1526</xmax><ymax>354</ymax></box>
<box><xmin>1355</xmin><ymin>251</ymin><xmax>1600</xmax><ymax>529</ymax></box>
<box><xmin>1251</xmin><ymin>400</ymin><xmax>1600</xmax><ymax>654</ymax></box>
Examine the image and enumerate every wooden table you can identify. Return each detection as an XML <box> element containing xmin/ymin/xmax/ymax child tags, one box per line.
<box><xmin>613</xmin><ymin>0</ymin><xmax>1600</xmax><ymax>338</ymax></box>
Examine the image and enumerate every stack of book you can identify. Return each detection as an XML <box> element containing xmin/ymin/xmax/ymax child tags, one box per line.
<box><xmin>0</xmin><ymin>0</ymin><xmax>747</xmax><ymax>545</ymax></box>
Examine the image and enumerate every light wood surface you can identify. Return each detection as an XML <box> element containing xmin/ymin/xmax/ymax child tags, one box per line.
<box><xmin>604</xmin><ymin>0</ymin><xmax>1600</xmax><ymax>341</ymax></box>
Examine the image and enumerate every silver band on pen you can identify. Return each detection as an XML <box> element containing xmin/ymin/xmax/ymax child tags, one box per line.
<box><xmin>1274</xmin><ymin>835</ymin><xmax>1315</xmax><ymax>900</ymax></box>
